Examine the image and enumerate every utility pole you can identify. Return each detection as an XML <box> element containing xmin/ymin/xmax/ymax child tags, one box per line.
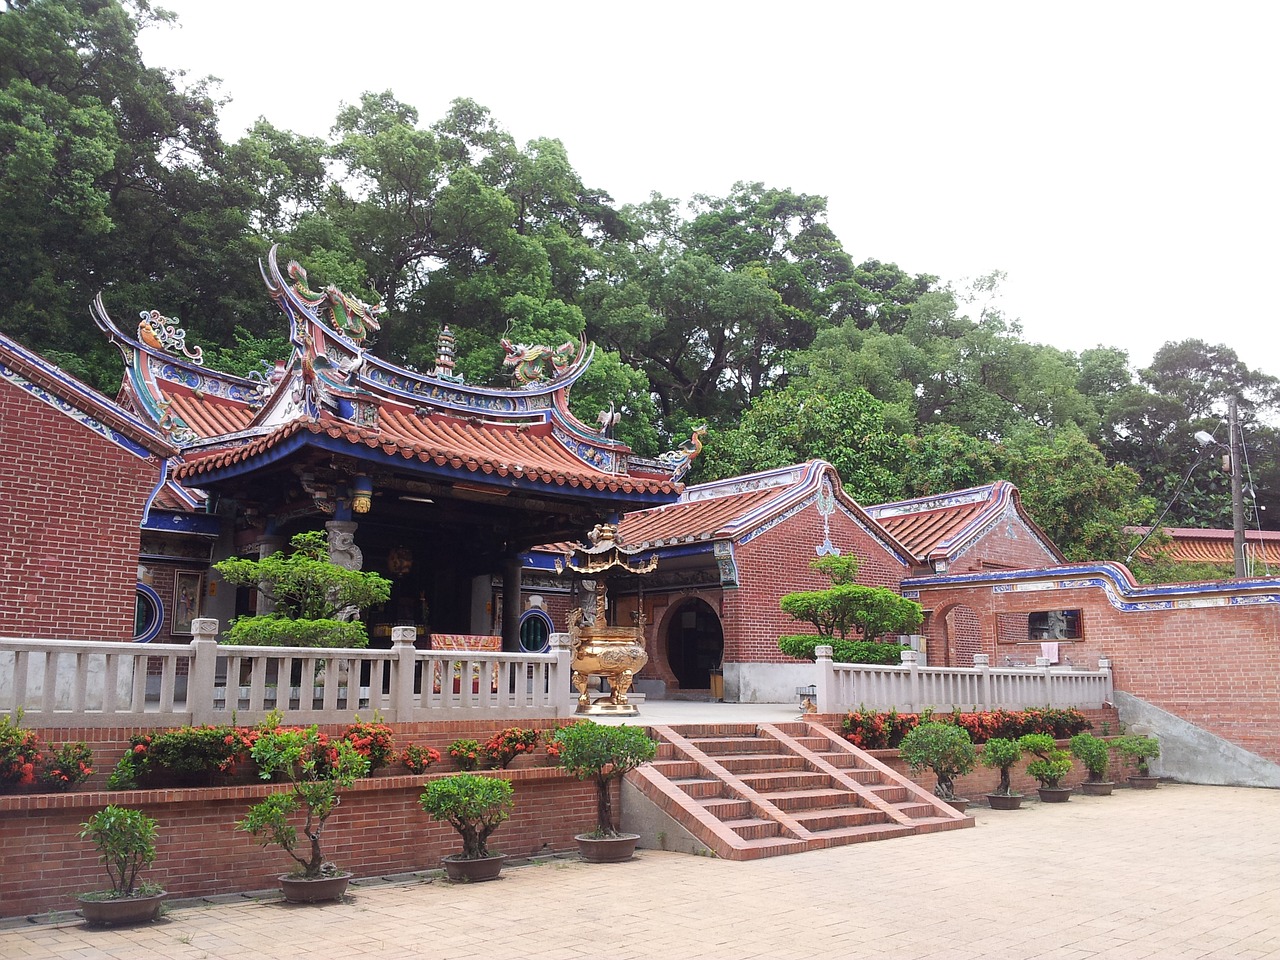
<box><xmin>1229</xmin><ymin>396</ymin><xmax>1247</xmax><ymax>578</ymax></box>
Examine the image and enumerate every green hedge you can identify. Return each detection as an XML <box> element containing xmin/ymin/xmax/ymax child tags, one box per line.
<box><xmin>778</xmin><ymin>634</ymin><xmax>906</xmax><ymax>665</ymax></box>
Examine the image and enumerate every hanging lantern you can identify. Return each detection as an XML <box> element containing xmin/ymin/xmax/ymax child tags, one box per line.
<box><xmin>351</xmin><ymin>475</ymin><xmax>374</xmax><ymax>514</ymax></box>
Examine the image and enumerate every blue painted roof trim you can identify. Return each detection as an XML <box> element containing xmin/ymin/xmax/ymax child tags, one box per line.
<box><xmin>142</xmin><ymin>509</ymin><xmax>222</xmax><ymax>537</ymax></box>
<box><xmin>903</xmin><ymin>562</ymin><xmax>1280</xmax><ymax>613</ymax></box>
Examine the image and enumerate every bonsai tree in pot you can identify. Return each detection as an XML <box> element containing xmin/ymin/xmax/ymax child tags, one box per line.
<box><xmin>237</xmin><ymin>723</ymin><xmax>370</xmax><ymax>902</ymax></box>
<box><xmin>1070</xmin><ymin>732</ymin><xmax>1114</xmax><ymax>796</ymax></box>
<box><xmin>898</xmin><ymin>721</ymin><xmax>976</xmax><ymax>811</ymax></box>
<box><xmin>419</xmin><ymin>773</ymin><xmax>515</xmax><ymax>882</ymax></box>
<box><xmin>77</xmin><ymin>805</ymin><xmax>165</xmax><ymax>925</ymax></box>
<box><xmin>1114</xmin><ymin>734</ymin><xmax>1161</xmax><ymax>788</ymax></box>
<box><xmin>550</xmin><ymin>721</ymin><xmax>658</xmax><ymax>862</ymax></box>
<box><xmin>1018</xmin><ymin>733</ymin><xmax>1074</xmax><ymax>802</ymax></box>
<box><xmin>980</xmin><ymin>737</ymin><xmax>1024</xmax><ymax>810</ymax></box>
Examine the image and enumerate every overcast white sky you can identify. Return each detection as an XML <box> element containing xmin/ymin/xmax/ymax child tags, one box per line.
<box><xmin>138</xmin><ymin>0</ymin><xmax>1279</xmax><ymax>376</ymax></box>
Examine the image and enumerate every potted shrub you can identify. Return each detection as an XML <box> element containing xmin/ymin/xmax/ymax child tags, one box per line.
<box><xmin>1070</xmin><ymin>732</ymin><xmax>1114</xmax><ymax>796</ymax></box>
<box><xmin>1114</xmin><ymin>734</ymin><xmax>1161</xmax><ymax>788</ymax></box>
<box><xmin>980</xmin><ymin>737</ymin><xmax>1024</xmax><ymax>810</ymax></box>
<box><xmin>237</xmin><ymin>724</ymin><xmax>370</xmax><ymax>902</ymax></box>
<box><xmin>1018</xmin><ymin>733</ymin><xmax>1074</xmax><ymax>802</ymax></box>
<box><xmin>550</xmin><ymin>721</ymin><xmax>657</xmax><ymax>862</ymax></box>
<box><xmin>77</xmin><ymin>805</ymin><xmax>165</xmax><ymax>925</ymax></box>
<box><xmin>419</xmin><ymin>773</ymin><xmax>515</xmax><ymax>882</ymax></box>
<box><xmin>898</xmin><ymin>721</ymin><xmax>977</xmax><ymax>811</ymax></box>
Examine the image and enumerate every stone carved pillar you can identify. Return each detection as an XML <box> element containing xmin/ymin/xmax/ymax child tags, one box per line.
<box><xmin>325</xmin><ymin>520</ymin><xmax>363</xmax><ymax>570</ymax></box>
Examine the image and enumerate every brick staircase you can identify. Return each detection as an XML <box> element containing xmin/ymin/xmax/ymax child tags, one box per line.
<box><xmin>627</xmin><ymin>721</ymin><xmax>973</xmax><ymax>860</ymax></box>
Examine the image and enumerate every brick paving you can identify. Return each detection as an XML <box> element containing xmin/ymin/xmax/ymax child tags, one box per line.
<box><xmin>2</xmin><ymin>783</ymin><xmax>1278</xmax><ymax>959</ymax></box>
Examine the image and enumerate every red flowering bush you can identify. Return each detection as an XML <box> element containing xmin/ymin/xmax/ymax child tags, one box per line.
<box><xmin>0</xmin><ymin>712</ymin><xmax>42</xmax><ymax>792</ymax></box>
<box><xmin>39</xmin><ymin>741</ymin><xmax>94</xmax><ymax>792</ymax></box>
<box><xmin>482</xmin><ymin>727</ymin><xmax>540</xmax><ymax>769</ymax></box>
<box><xmin>341</xmin><ymin>716</ymin><xmax>395</xmax><ymax>773</ymax></box>
<box><xmin>447</xmin><ymin>738</ymin><xmax>484</xmax><ymax>771</ymax></box>
<box><xmin>401</xmin><ymin>744</ymin><xmax>442</xmax><ymax>774</ymax></box>
<box><xmin>843</xmin><ymin>707</ymin><xmax>1091</xmax><ymax>748</ymax></box>
<box><xmin>108</xmin><ymin>724</ymin><xmax>258</xmax><ymax>789</ymax></box>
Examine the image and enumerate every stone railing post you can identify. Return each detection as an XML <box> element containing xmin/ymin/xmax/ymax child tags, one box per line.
<box><xmin>814</xmin><ymin>644</ymin><xmax>835</xmax><ymax>713</ymax></box>
<box><xmin>391</xmin><ymin>627</ymin><xmax>418</xmax><ymax>722</ymax></box>
<box><xmin>188</xmin><ymin>618</ymin><xmax>220</xmax><ymax>725</ymax></box>
<box><xmin>972</xmin><ymin>653</ymin><xmax>991</xmax><ymax>711</ymax></box>
<box><xmin>1036</xmin><ymin>655</ymin><xmax>1054</xmax><ymax>707</ymax></box>
<box><xmin>901</xmin><ymin>649</ymin><xmax>920</xmax><ymax>711</ymax></box>
<box><xmin>550</xmin><ymin>633</ymin><xmax>574</xmax><ymax>717</ymax></box>
<box><xmin>1098</xmin><ymin>657</ymin><xmax>1113</xmax><ymax>706</ymax></box>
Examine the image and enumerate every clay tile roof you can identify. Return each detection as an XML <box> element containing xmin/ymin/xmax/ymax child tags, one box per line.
<box><xmin>869</xmin><ymin>499</ymin><xmax>990</xmax><ymax>559</ymax></box>
<box><xmin>173</xmin><ymin>406</ymin><xmax>678</xmax><ymax>496</ymax></box>
<box><xmin>163</xmin><ymin>388</ymin><xmax>255</xmax><ymax>438</ymax></box>
<box><xmin>1129</xmin><ymin>527</ymin><xmax>1280</xmax><ymax>565</ymax></box>
<box><xmin>619</xmin><ymin>486</ymin><xmax>782</xmax><ymax>546</ymax></box>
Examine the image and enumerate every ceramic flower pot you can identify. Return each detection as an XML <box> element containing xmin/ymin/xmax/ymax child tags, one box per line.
<box><xmin>986</xmin><ymin>792</ymin><xmax>1024</xmax><ymax>810</ymax></box>
<box><xmin>78</xmin><ymin>891</ymin><xmax>166</xmax><ymax>926</ymax></box>
<box><xmin>278</xmin><ymin>872</ymin><xmax>352</xmax><ymax>903</ymax></box>
<box><xmin>1128</xmin><ymin>775</ymin><xmax>1160</xmax><ymax>789</ymax></box>
<box><xmin>1081</xmin><ymin>780</ymin><xmax>1114</xmax><ymax>796</ymax></box>
<box><xmin>942</xmin><ymin>797</ymin><xmax>971</xmax><ymax>813</ymax></box>
<box><xmin>576</xmin><ymin>833</ymin><xmax>640</xmax><ymax>863</ymax></box>
<box><xmin>1037</xmin><ymin>786</ymin><xmax>1073</xmax><ymax>803</ymax></box>
<box><xmin>442</xmin><ymin>854</ymin><xmax>507</xmax><ymax>882</ymax></box>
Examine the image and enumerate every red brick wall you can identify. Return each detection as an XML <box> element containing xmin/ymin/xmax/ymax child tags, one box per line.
<box><xmin>914</xmin><ymin>570</ymin><xmax>1280</xmax><ymax>763</ymax></box>
<box><xmin>948</xmin><ymin>514</ymin><xmax>1060</xmax><ymax>574</ymax></box>
<box><xmin>0</xmin><ymin>378</ymin><xmax>158</xmax><ymax>641</ymax></box>
<box><xmin>1</xmin><ymin>716</ymin><xmax>600</xmax><ymax>917</ymax></box>
<box><xmin>724</xmin><ymin>504</ymin><xmax>912</xmax><ymax>665</ymax></box>
<box><xmin>0</xmin><ymin>769</ymin><xmax>601</xmax><ymax>917</ymax></box>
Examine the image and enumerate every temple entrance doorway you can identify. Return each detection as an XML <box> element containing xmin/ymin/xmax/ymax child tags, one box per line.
<box><xmin>665</xmin><ymin>598</ymin><xmax>724</xmax><ymax>690</ymax></box>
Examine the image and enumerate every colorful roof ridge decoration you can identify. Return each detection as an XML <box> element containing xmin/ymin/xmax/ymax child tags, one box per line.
<box><xmin>617</xmin><ymin>460</ymin><xmax>915</xmax><ymax>567</ymax></box>
<box><xmin>94</xmin><ymin>246</ymin><xmax>692</xmax><ymax>507</ymax></box>
<box><xmin>0</xmin><ymin>328</ymin><xmax>176</xmax><ymax>463</ymax></box>
<box><xmin>866</xmin><ymin>481</ymin><xmax>1064</xmax><ymax>567</ymax></box>
<box><xmin>1127</xmin><ymin>527</ymin><xmax>1280</xmax><ymax>567</ymax></box>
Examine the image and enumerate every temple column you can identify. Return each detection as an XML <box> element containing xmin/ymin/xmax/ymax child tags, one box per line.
<box><xmin>325</xmin><ymin>520</ymin><xmax>363</xmax><ymax>570</ymax></box>
<box><xmin>501</xmin><ymin>554</ymin><xmax>522</xmax><ymax>652</ymax></box>
<box><xmin>254</xmin><ymin>534</ymin><xmax>285</xmax><ymax>614</ymax></box>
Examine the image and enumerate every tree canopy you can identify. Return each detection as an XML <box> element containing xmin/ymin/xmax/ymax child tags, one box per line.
<box><xmin>1</xmin><ymin>0</ymin><xmax>1274</xmax><ymax>576</ymax></box>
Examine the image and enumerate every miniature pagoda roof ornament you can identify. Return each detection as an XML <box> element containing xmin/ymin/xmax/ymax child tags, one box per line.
<box><xmin>563</xmin><ymin>522</ymin><xmax>658</xmax><ymax>575</ymax></box>
<box><xmin>432</xmin><ymin>325</ymin><xmax>463</xmax><ymax>382</ymax></box>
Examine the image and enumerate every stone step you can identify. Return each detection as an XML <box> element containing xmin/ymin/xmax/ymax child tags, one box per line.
<box><xmin>759</xmin><ymin>787</ymin><xmax>860</xmax><ymax>812</ymax></box>
<box><xmin>674</xmin><ymin>777</ymin><xmax>725</xmax><ymax>799</ymax></box>
<box><xmin>738</xmin><ymin>770</ymin><xmax>832</xmax><ymax>792</ymax></box>
<box><xmin>792</xmin><ymin>807</ymin><xmax>887</xmax><ymax>831</ymax></box>
<box><xmin>723</xmin><ymin>817</ymin><xmax>784</xmax><ymax>841</ymax></box>
<box><xmin>716</xmin><ymin>753</ymin><xmax>808</xmax><ymax>774</ymax></box>
<box><xmin>701</xmin><ymin>796</ymin><xmax>753</xmax><ymax>819</ymax></box>
<box><xmin>687</xmin><ymin>736</ymin><xmax>776</xmax><ymax>756</ymax></box>
<box><xmin>650</xmin><ymin>759</ymin><xmax>702</xmax><ymax>778</ymax></box>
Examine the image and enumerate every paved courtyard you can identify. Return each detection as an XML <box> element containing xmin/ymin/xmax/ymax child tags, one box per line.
<box><xmin>2</xmin><ymin>783</ymin><xmax>1277</xmax><ymax>960</ymax></box>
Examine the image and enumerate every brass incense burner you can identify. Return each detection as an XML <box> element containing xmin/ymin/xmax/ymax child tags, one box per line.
<box><xmin>560</xmin><ymin>524</ymin><xmax>656</xmax><ymax>717</ymax></box>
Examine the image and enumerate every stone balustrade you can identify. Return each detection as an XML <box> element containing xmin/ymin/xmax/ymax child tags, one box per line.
<box><xmin>814</xmin><ymin>646</ymin><xmax>1114</xmax><ymax>713</ymax></box>
<box><xmin>0</xmin><ymin>619</ymin><xmax>575</xmax><ymax>727</ymax></box>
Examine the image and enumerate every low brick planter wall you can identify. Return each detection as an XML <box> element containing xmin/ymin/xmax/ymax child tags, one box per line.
<box><xmin>3</xmin><ymin>717</ymin><xmax>599</xmax><ymax>917</ymax></box>
<box><xmin>1</xmin><ymin>766</ymin><xmax>599</xmax><ymax>918</ymax></box>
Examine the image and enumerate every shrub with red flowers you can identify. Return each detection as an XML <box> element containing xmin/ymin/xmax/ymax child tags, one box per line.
<box><xmin>843</xmin><ymin>706</ymin><xmax>1091</xmax><ymax>749</ymax></box>
<box><xmin>481</xmin><ymin>727</ymin><xmax>540</xmax><ymax>769</ymax></box>
<box><xmin>39</xmin><ymin>741</ymin><xmax>94</xmax><ymax>792</ymax></box>
<box><xmin>447</xmin><ymin>738</ymin><xmax>484</xmax><ymax>771</ymax></box>
<box><xmin>401</xmin><ymin>744</ymin><xmax>442</xmax><ymax>774</ymax></box>
<box><xmin>108</xmin><ymin>724</ymin><xmax>258</xmax><ymax>789</ymax></box>
<box><xmin>341</xmin><ymin>715</ymin><xmax>395</xmax><ymax>773</ymax></box>
<box><xmin>0</xmin><ymin>711</ymin><xmax>42</xmax><ymax>792</ymax></box>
